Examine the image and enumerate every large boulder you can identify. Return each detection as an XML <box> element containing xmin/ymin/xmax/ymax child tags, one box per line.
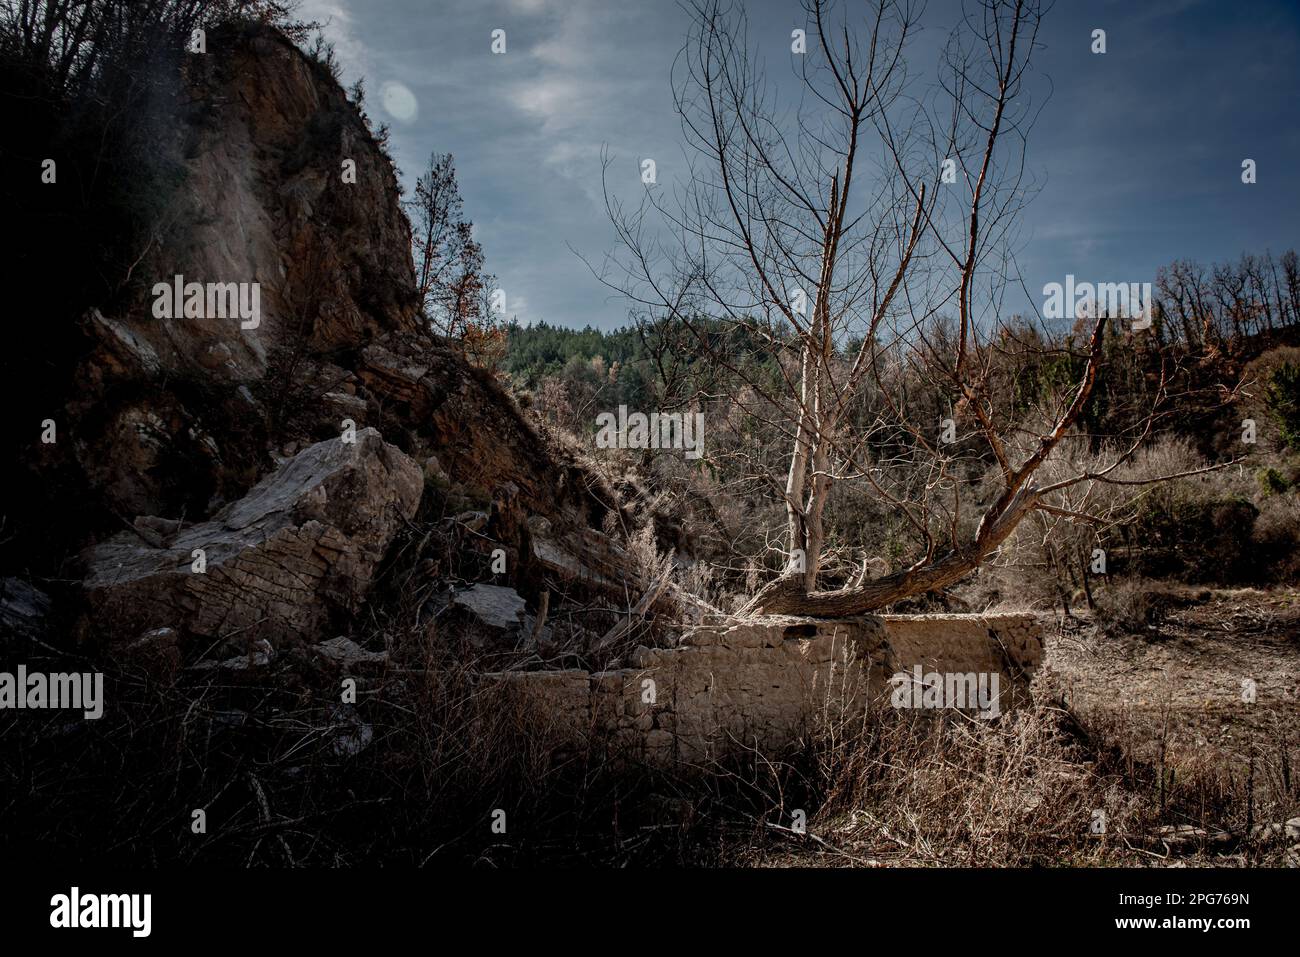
<box><xmin>81</xmin><ymin>428</ymin><xmax>421</xmax><ymax>649</ymax></box>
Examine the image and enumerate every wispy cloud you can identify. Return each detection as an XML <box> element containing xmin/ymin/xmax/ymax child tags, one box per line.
<box><xmin>298</xmin><ymin>0</ymin><xmax>372</xmax><ymax>81</ymax></box>
<box><xmin>294</xmin><ymin>0</ymin><xmax>1300</xmax><ymax>331</ymax></box>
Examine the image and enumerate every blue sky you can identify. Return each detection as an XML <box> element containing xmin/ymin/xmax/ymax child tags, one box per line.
<box><xmin>301</xmin><ymin>0</ymin><xmax>1300</xmax><ymax>331</ymax></box>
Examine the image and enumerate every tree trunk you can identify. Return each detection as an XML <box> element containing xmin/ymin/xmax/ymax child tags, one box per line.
<box><xmin>743</xmin><ymin>484</ymin><xmax>1042</xmax><ymax>616</ymax></box>
<box><xmin>783</xmin><ymin>344</ymin><xmax>814</xmax><ymax>577</ymax></box>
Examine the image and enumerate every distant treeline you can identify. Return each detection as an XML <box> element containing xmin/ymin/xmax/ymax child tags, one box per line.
<box><xmin>502</xmin><ymin>321</ymin><xmax>649</xmax><ymax>387</ymax></box>
<box><xmin>504</xmin><ymin>248</ymin><xmax>1300</xmax><ymax>387</ymax></box>
<box><xmin>501</xmin><ymin>316</ymin><xmax>786</xmax><ymax>410</ymax></box>
<box><xmin>1154</xmin><ymin>250</ymin><xmax>1300</xmax><ymax>346</ymax></box>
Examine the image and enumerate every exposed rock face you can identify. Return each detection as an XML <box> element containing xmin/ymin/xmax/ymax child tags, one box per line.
<box><xmin>83</xmin><ymin>428</ymin><xmax>421</xmax><ymax>649</ymax></box>
<box><xmin>10</xmin><ymin>23</ymin><xmax>619</xmax><ymax>558</ymax></box>
<box><xmin>357</xmin><ymin>340</ymin><xmax>621</xmax><ymax>529</ymax></box>
<box><xmin>54</xmin><ymin>26</ymin><xmax>421</xmax><ymax>525</ymax></box>
<box><xmin>14</xmin><ymin>24</ymin><xmax>632</xmax><ymax>647</ymax></box>
<box><xmin>83</xmin><ymin>29</ymin><xmax>419</xmax><ymax>387</ymax></box>
<box><xmin>485</xmin><ymin>613</ymin><xmax>1044</xmax><ymax>765</ymax></box>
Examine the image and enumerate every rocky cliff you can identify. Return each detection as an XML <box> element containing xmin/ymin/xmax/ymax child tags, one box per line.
<box><xmin>6</xmin><ymin>25</ymin><xmax>636</xmax><ymax>657</ymax></box>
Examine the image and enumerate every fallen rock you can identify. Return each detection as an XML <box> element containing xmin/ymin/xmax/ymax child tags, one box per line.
<box><xmin>190</xmin><ymin>647</ymin><xmax>274</xmax><ymax>672</ymax></box>
<box><xmin>453</xmin><ymin>584</ymin><xmax>527</xmax><ymax>631</ymax></box>
<box><xmin>1154</xmin><ymin>824</ymin><xmax>1234</xmax><ymax>848</ymax></box>
<box><xmin>530</xmin><ymin>527</ymin><xmax>636</xmax><ymax>596</ymax></box>
<box><xmin>121</xmin><ymin>626</ymin><xmax>182</xmax><ymax>680</ymax></box>
<box><xmin>1251</xmin><ymin>819</ymin><xmax>1300</xmax><ymax>843</ymax></box>
<box><xmin>313</xmin><ymin>636</ymin><xmax>388</xmax><ymax>668</ymax></box>
<box><xmin>327</xmin><ymin>705</ymin><xmax>374</xmax><ymax>758</ymax></box>
<box><xmin>82</xmin><ymin>428</ymin><xmax>422</xmax><ymax>649</ymax></box>
<box><xmin>324</xmin><ymin>391</ymin><xmax>369</xmax><ymax>419</ymax></box>
<box><xmin>0</xmin><ymin>577</ymin><xmax>52</xmax><ymax>649</ymax></box>
<box><xmin>447</xmin><ymin>583</ymin><xmax>552</xmax><ymax>649</ymax></box>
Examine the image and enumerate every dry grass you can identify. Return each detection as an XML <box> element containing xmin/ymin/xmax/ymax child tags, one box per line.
<box><xmin>6</xmin><ymin>586</ymin><xmax>1294</xmax><ymax>867</ymax></box>
<box><xmin>725</xmin><ymin>695</ymin><xmax>1296</xmax><ymax>867</ymax></box>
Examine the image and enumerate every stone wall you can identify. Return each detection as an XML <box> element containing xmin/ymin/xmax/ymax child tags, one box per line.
<box><xmin>484</xmin><ymin>613</ymin><xmax>1043</xmax><ymax>766</ymax></box>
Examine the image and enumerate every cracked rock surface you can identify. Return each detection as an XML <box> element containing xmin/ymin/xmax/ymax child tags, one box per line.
<box><xmin>82</xmin><ymin>427</ymin><xmax>421</xmax><ymax>649</ymax></box>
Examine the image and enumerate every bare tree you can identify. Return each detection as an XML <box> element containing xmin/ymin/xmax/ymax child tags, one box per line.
<box><xmin>598</xmin><ymin>0</ymin><xmax>1211</xmax><ymax>617</ymax></box>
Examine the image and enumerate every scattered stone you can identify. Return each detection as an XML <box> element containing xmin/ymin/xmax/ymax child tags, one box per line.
<box><xmin>448</xmin><ymin>583</ymin><xmax>554</xmax><ymax>648</ymax></box>
<box><xmin>191</xmin><ymin>649</ymin><xmax>273</xmax><ymax>672</ymax></box>
<box><xmin>328</xmin><ymin>706</ymin><xmax>374</xmax><ymax>757</ymax></box>
<box><xmin>314</xmin><ymin>636</ymin><xmax>388</xmax><ymax>667</ymax></box>
<box><xmin>82</xmin><ymin>428</ymin><xmax>422</xmax><ymax>649</ymax></box>
<box><xmin>423</xmin><ymin>455</ymin><xmax>448</xmax><ymax>485</ymax></box>
<box><xmin>122</xmin><ymin>626</ymin><xmax>181</xmax><ymax>679</ymax></box>
<box><xmin>1155</xmin><ymin>825</ymin><xmax>1206</xmax><ymax>845</ymax></box>
<box><xmin>0</xmin><ymin>577</ymin><xmax>52</xmax><ymax>648</ymax></box>
<box><xmin>324</xmin><ymin>391</ymin><xmax>368</xmax><ymax>417</ymax></box>
<box><xmin>1252</xmin><ymin>821</ymin><xmax>1288</xmax><ymax>842</ymax></box>
<box><xmin>453</xmin><ymin>584</ymin><xmax>527</xmax><ymax>631</ymax></box>
<box><xmin>452</xmin><ymin>510</ymin><xmax>488</xmax><ymax>532</ymax></box>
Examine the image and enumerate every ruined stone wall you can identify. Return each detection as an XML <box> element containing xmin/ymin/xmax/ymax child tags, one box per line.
<box><xmin>485</xmin><ymin>613</ymin><xmax>1044</xmax><ymax>765</ymax></box>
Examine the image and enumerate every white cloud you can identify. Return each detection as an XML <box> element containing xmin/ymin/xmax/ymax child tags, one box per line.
<box><xmin>298</xmin><ymin>0</ymin><xmax>372</xmax><ymax>82</ymax></box>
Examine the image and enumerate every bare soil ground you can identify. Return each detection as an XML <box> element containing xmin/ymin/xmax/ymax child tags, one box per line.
<box><xmin>736</xmin><ymin>588</ymin><xmax>1300</xmax><ymax>868</ymax></box>
<box><xmin>1046</xmin><ymin>588</ymin><xmax>1300</xmax><ymax>773</ymax></box>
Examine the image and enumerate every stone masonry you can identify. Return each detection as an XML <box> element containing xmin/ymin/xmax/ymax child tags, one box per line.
<box><xmin>484</xmin><ymin>613</ymin><xmax>1044</xmax><ymax>765</ymax></box>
